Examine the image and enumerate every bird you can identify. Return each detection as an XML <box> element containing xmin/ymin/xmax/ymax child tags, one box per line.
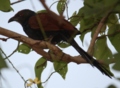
<box><xmin>8</xmin><ymin>9</ymin><xmax>113</xmax><ymax>78</ymax></box>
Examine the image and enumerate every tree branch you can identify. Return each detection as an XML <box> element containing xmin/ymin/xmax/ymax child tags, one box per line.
<box><xmin>0</xmin><ymin>27</ymin><xmax>89</xmax><ymax>64</ymax></box>
<box><xmin>10</xmin><ymin>0</ymin><xmax>25</xmax><ymax>5</ymax></box>
<box><xmin>0</xmin><ymin>0</ymin><xmax>109</xmax><ymax>65</ymax></box>
<box><xmin>87</xmin><ymin>11</ymin><xmax>111</xmax><ymax>55</ymax></box>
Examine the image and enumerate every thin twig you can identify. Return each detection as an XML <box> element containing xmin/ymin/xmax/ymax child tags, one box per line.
<box><xmin>0</xmin><ymin>37</ymin><xmax>9</xmax><ymax>41</ymax></box>
<box><xmin>97</xmin><ymin>30</ymin><xmax>120</xmax><ymax>39</ymax></box>
<box><xmin>10</xmin><ymin>0</ymin><xmax>25</xmax><ymax>5</ymax></box>
<box><xmin>5</xmin><ymin>42</ymin><xmax>20</xmax><ymax>59</ymax></box>
<box><xmin>42</xmin><ymin>71</ymin><xmax>56</xmax><ymax>83</ymax></box>
<box><xmin>0</xmin><ymin>44</ymin><xmax>26</xmax><ymax>82</ymax></box>
<box><xmin>42</xmin><ymin>63</ymin><xmax>67</xmax><ymax>83</ymax></box>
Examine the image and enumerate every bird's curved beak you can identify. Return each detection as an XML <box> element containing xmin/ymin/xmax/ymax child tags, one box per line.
<box><xmin>8</xmin><ymin>16</ymin><xmax>17</xmax><ymax>23</ymax></box>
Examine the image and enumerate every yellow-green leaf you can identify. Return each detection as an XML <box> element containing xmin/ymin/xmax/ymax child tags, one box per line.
<box><xmin>35</xmin><ymin>57</ymin><xmax>47</xmax><ymax>88</ymax></box>
<box><xmin>93</xmin><ymin>37</ymin><xmax>112</xmax><ymax>63</ymax></box>
<box><xmin>112</xmin><ymin>53</ymin><xmax>120</xmax><ymax>71</ymax></box>
<box><xmin>0</xmin><ymin>0</ymin><xmax>13</xmax><ymax>12</ymax></box>
<box><xmin>0</xmin><ymin>49</ymin><xmax>8</xmax><ymax>69</ymax></box>
<box><xmin>107</xmin><ymin>84</ymin><xmax>117</xmax><ymax>88</ymax></box>
<box><xmin>17</xmin><ymin>43</ymin><xmax>31</xmax><ymax>54</ymax></box>
<box><xmin>108</xmin><ymin>24</ymin><xmax>120</xmax><ymax>53</ymax></box>
<box><xmin>53</xmin><ymin>61</ymin><xmax>68</xmax><ymax>79</ymax></box>
<box><xmin>70</xmin><ymin>11</ymin><xmax>80</xmax><ymax>26</ymax></box>
<box><xmin>57</xmin><ymin>0</ymin><xmax>66</xmax><ymax>15</ymax></box>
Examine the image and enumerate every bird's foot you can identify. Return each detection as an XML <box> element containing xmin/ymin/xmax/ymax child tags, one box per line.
<box><xmin>44</xmin><ymin>36</ymin><xmax>53</xmax><ymax>43</ymax></box>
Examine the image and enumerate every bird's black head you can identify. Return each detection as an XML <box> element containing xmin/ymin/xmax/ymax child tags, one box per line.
<box><xmin>8</xmin><ymin>9</ymin><xmax>35</xmax><ymax>25</ymax></box>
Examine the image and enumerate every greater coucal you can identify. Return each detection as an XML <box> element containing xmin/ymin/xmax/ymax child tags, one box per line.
<box><xmin>8</xmin><ymin>9</ymin><xmax>113</xmax><ymax>78</ymax></box>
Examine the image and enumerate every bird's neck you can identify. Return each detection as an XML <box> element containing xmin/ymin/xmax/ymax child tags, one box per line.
<box><xmin>21</xmin><ymin>12</ymin><xmax>36</xmax><ymax>26</ymax></box>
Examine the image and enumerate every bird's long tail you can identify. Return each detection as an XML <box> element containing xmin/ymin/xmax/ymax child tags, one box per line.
<box><xmin>70</xmin><ymin>39</ymin><xmax>113</xmax><ymax>78</ymax></box>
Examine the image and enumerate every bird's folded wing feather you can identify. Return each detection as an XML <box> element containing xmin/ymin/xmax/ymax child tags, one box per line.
<box><xmin>28</xmin><ymin>13</ymin><xmax>80</xmax><ymax>34</ymax></box>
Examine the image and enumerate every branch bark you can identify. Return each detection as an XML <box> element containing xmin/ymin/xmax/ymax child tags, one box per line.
<box><xmin>0</xmin><ymin>27</ymin><xmax>89</xmax><ymax>64</ymax></box>
<box><xmin>87</xmin><ymin>8</ymin><xmax>115</xmax><ymax>55</ymax></box>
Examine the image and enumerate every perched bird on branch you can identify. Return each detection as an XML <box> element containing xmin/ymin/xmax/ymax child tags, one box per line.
<box><xmin>8</xmin><ymin>9</ymin><xmax>113</xmax><ymax>78</ymax></box>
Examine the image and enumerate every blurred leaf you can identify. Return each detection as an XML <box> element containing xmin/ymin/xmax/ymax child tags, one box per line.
<box><xmin>57</xmin><ymin>0</ymin><xmax>66</xmax><ymax>15</ymax></box>
<box><xmin>93</xmin><ymin>37</ymin><xmax>112</xmax><ymax>62</ymax></box>
<box><xmin>117</xmin><ymin>77</ymin><xmax>120</xmax><ymax>81</ymax></box>
<box><xmin>79</xmin><ymin>18</ymin><xmax>92</xmax><ymax>43</ymax></box>
<box><xmin>91</xmin><ymin>25</ymin><xmax>106</xmax><ymax>38</ymax></box>
<box><xmin>107</xmin><ymin>84</ymin><xmax>117</xmax><ymax>88</ymax></box>
<box><xmin>0</xmin><ymin>49</ymin><xmax>8</xmax><ymax>69</ymax></box>
<box><xmin>83</xmin><ymin>0</ymin><xmax>119</xmax><ymax>18</ymax></box>
<box><xmin>53</xmin><ymin>61</ymin><xmax>68</xmax><ymax>79</ymax></box>
<box><xmin>112</xmin><ymin>53</ymin><xmax>120</xmax><ymax>71</ymax></box>
<box><xmin>84</xmin><ymin>0</ymin><xmax>94</xmax><ymax>7</ymax></box>
<box><xmin>113</xmin><ymin>5</ymin><xmax>120</xmax><ymax>13</ymax></box>
<box><xmin>35</xmin><ymin>57</ymin><xmax>47</xmax><ymax>88</ymax></box>
<box><xmin>107</xmin><ymin>14</ymin><xmax>119</xmax><ymax>27</ymax></box>
<box><xmin>80</xmin><ymin>30</ymin><xmax>90</xmax><ymax>43</ymax></box>
<box><xmin>104</xmin><ymin>0</ymin><xmax>118</xmax><ymax>7</ymax></box>
<box><xmin>17</xmin><ymin>43</ymin><xmax>31</xmax><ymax>54</ymax></box>
<box><xmin>108</xmin><ymin>24</ymin><xmax>120</xmax><ymax>53</ymax></box>
<box><xmin>118</xmin><ymin>13</ymin><xmax>120</xmax><ymax>19</ymax></box>
<box><xmin>70</xmin><ymin>11</ymin><xmax>80</xmax><ymax>26</ymax></box>
<box><xmin>80</xmin><ymin>18</ymin><xmax>96</xmax><ymax>33</ymax></box>
<box><xmin>113</xmin><ymin>63</ymin><xmax>120</xmax><ymax>71</ymax></box>
<box><xmin>0</xmin><ymin>0</ymin><xmax>13</xmax><ymax>12</ymax></box>
<box><xmin>77</xmin><ymin>7</ymin><xmax>84</xmax><ymax>17</ymax></box>
<box><xmin>81</xmin><ymin>5</ymin><xmax>99</xmax><ymax>19</ymax></box>
<box><xmin>58</xmin><ymin>42</ymin><xmax>70</xmax><ymax>48</ymax></box>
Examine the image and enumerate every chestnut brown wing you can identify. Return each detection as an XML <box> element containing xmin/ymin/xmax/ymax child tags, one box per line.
<box><xmin>28</xmin><ymin>12</ymin><xmax>80</xmax><ymax>35</ymax></box>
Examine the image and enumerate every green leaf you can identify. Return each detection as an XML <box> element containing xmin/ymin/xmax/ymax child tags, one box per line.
<box><xmin>117</xmin><ymin>77</ymin><xmax>120</xmax><ymax>81</ymax></box>
<box><xmin>70</xmin><ymin>11</ymin><xmax>80</xmax><ymax>26</ymax></box>
<box><xmin>80</xmin><ymin>18</ymin><xmax>96</xmax><ymax>32</ymax></box>
<box><xmin>113</xmin><ymin>63</ymin><xmax>120</xmax><ymax>71</ymax></box>
<box><xmin>58</xmin><ymin>42</ymin><xmax>70</xmax><ymax>48</ymax></box>
<box><xmin>57</xmin><ymin>0</ymin><xmax>66</xmax><ymax>15</ymax></box>
<box><xmin>35</xmin><ymin>57</ymin><xmax>47</xmax><ymax>88</ymax></box>
<box><xmin>17</xmin><ymin>43</ymin><xmax>31</xmax><ymax>54</ymax></box>
<box><xmin>107</xmin><ymin>84</ymin><xmax>117</xmax><ymax>88</ymax></box>
<box><xmin>84</xmin><ymin>0</ymin><xmax>94</xmax><ymax>7</ymax></box>
<box><xmin>113</xmin><ymin>4</ymin><xmax>120</xmax><ymax>13</ymax></box>
<box><xmin>84</xmin><ymin>0</ymin><xmax>119</xmax><ymax>17</ymax></box>
<box><xmin>0</xmin><ymin>49</ymin><xmax>8</xmax><ymax>69</ymax></box>
<box><xmin>107</xmin><ymin>14</ymin><xmax>119</xmax><ymax>27</ymax></box>
<box><xmin>80</xmin><ymin>30</ymin><xmax>90</xmax><ymax>43</ymax></box>
<box><xmin>104</xmin><ymin>0</ymin><xmax>119</xmax><ymax>7</ymax></box>
<box><xmin>112</xmin><ymin>53</ymin><xmax>120</xmax><ymax>71</ymax></box>
<box><xmin>82</xmin><ymin>5</ymin><xmax>97</xmax><ymax>18</ymax></box>
<box><xmin>53</xmin><ymin>61</ymin><xmax>68</xmax><ymax>79</ymax></box>
<box><xmin>82</xmin><ymin>0</ymin><xmax>120</xmax><ymax>20</ymax></box>
<box><xmin>77</xmin><ymin>7</ymin><xmax>84</xmax><ymax>17</ymax></box>
<box><xmin>118</xmin><ymin>13</ymin><xmax>120</xmax><ymax>19</ymax></box>
<box><xmin>108</xmin><ymin>24</ymin><xmax>120</xmax><ymax>53</ymax></box>
<box><xmin>93</xmin><ymin>37</ymin><xmax>112</xmax><ymax>62</ymax></box>
<box><xmin>0</xmin><ymin>0</ymin><xmax>13</xmax><ymax>12</ymax></box>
